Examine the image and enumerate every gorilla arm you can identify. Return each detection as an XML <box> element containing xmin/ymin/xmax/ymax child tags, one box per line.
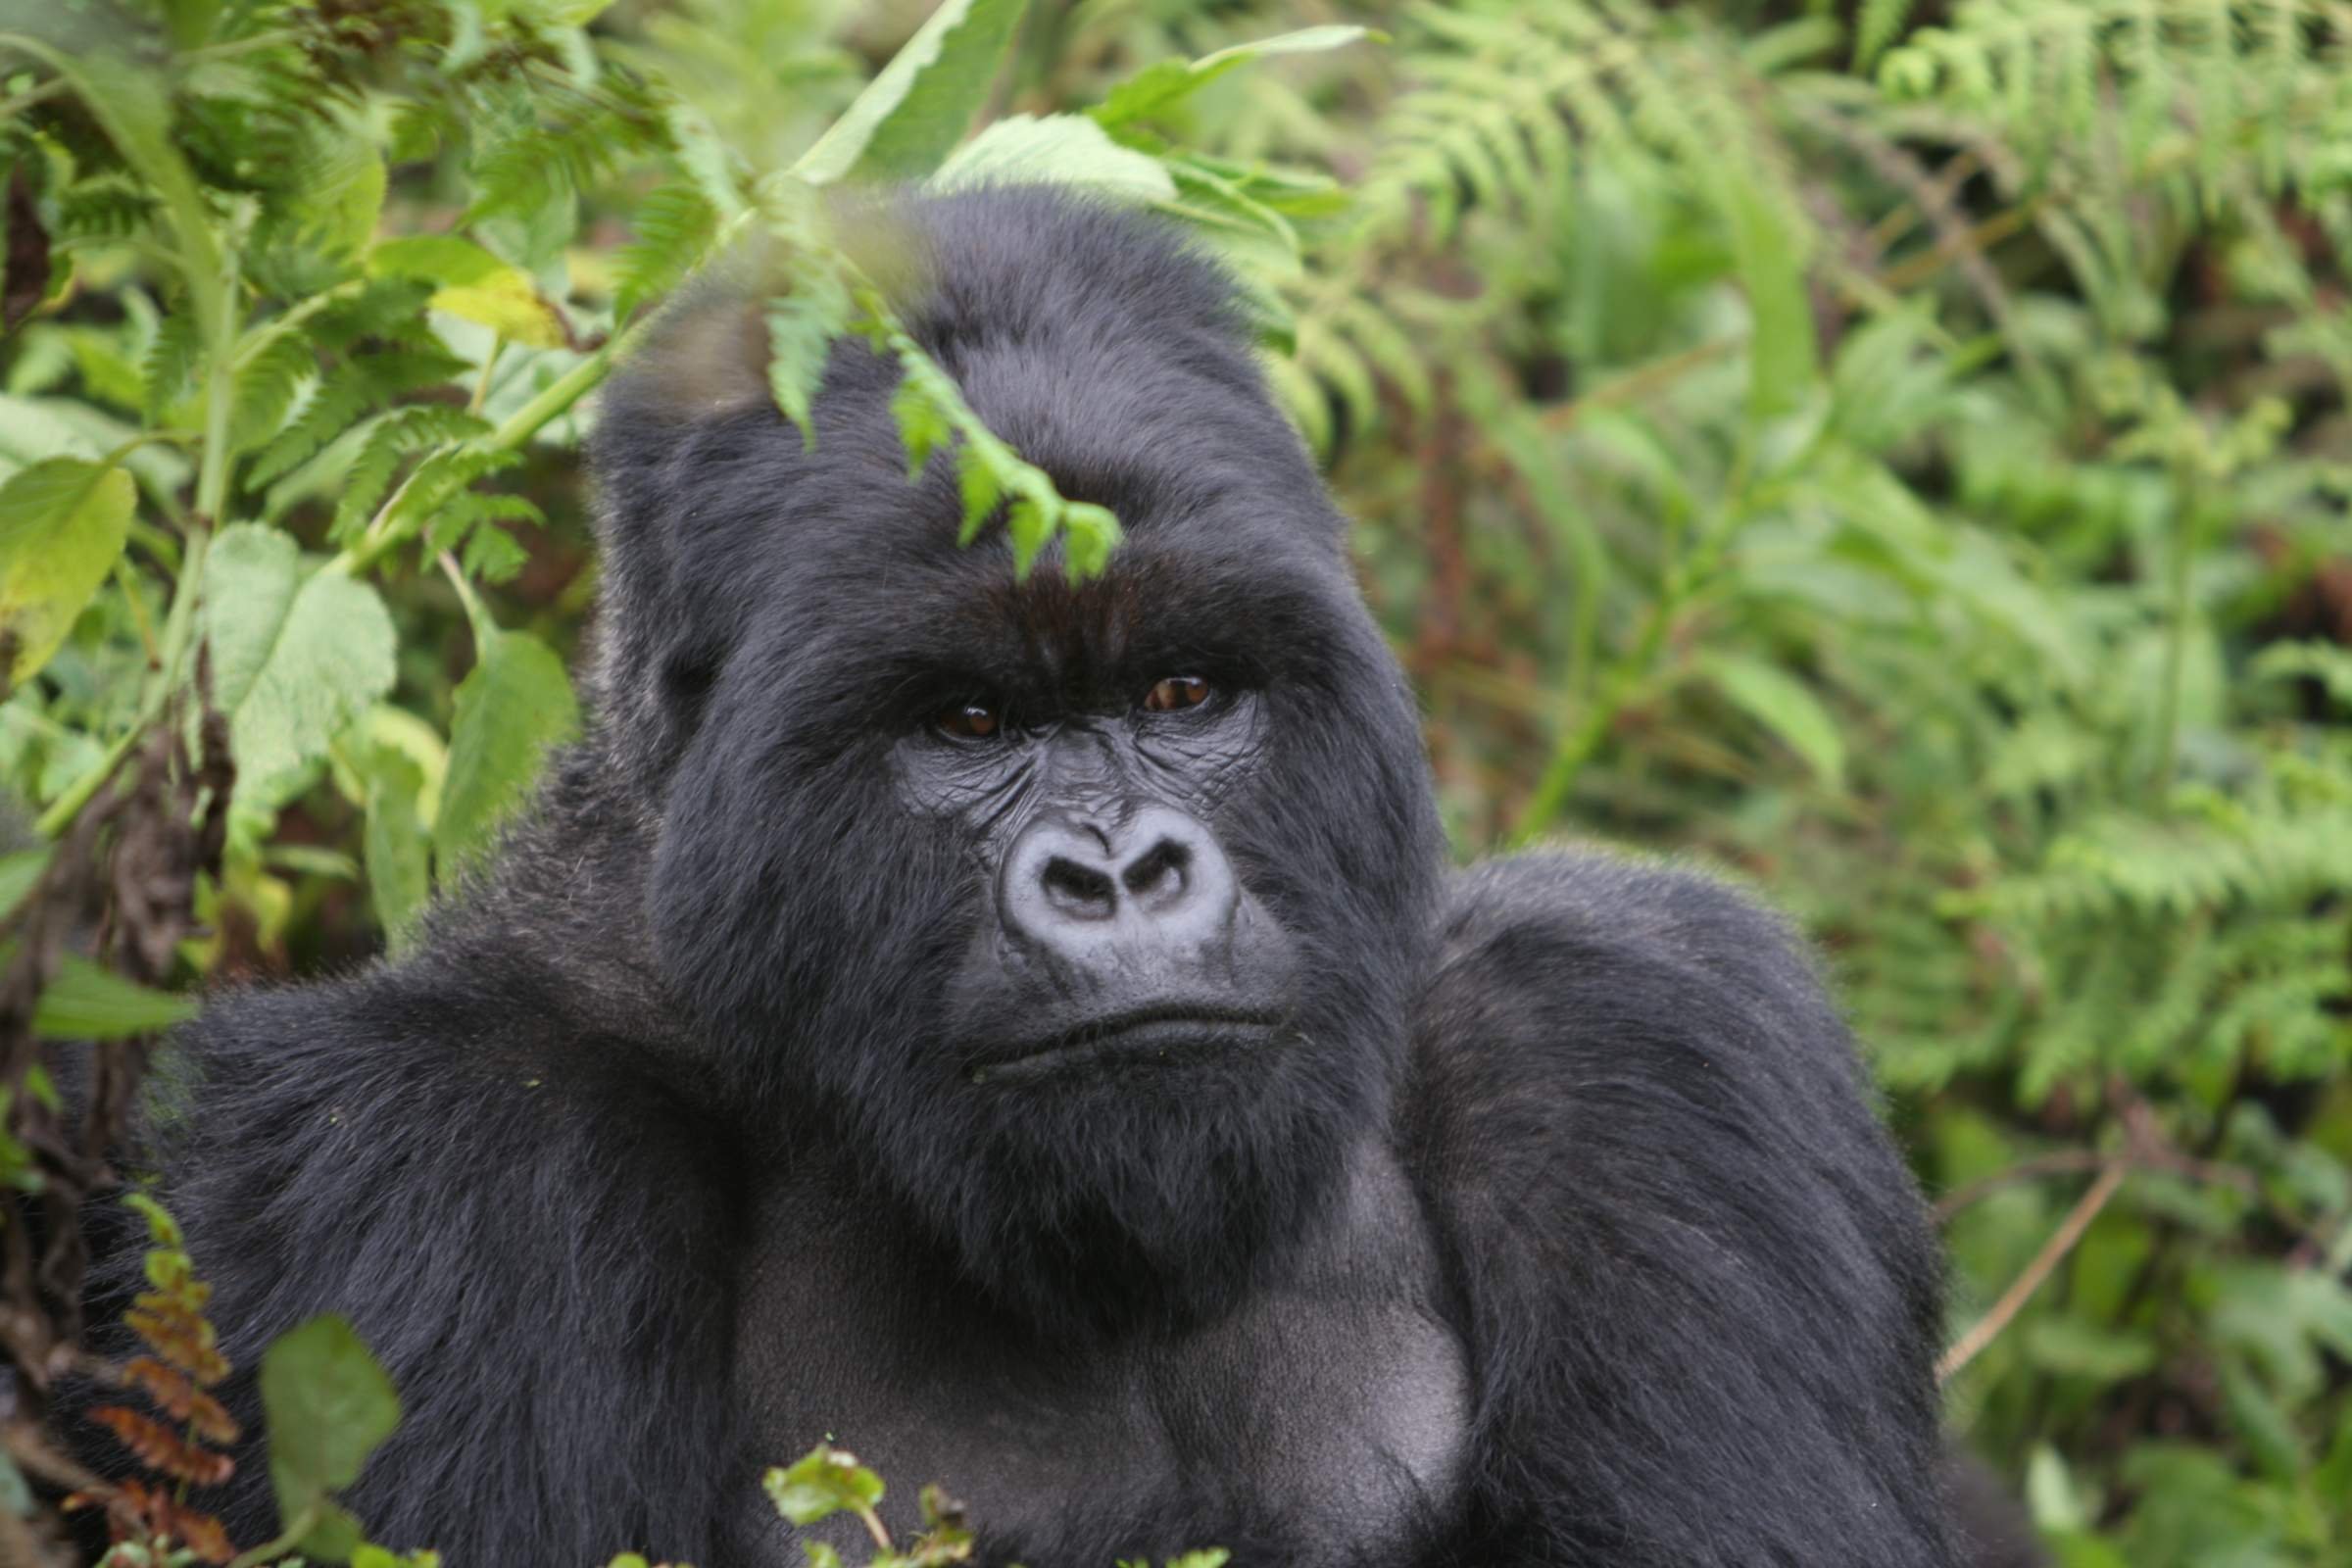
<box><xmin>1408</xmin><ymin>852</ymin><xmax>1960</xmax><ymax>1568</ymax></box>
<box><xmin>116</xmin><ymin>942</ymin><xmax>739</xmax><ymax>1565</ymax></box>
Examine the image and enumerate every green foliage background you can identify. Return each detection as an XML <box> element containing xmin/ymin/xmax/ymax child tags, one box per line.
<box><xmin>3</xmin><ymin>0</ymin><xmax>2351</xmax><ymax>1563</ymax></box>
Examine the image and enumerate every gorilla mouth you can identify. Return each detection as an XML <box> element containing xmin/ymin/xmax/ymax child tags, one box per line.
<box><xmin>970</xmin><ymin>1004</ymin><xmax>1284</xmax><ymax>1083</ymax></box>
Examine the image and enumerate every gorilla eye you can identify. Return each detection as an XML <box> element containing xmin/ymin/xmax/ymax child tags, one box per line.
<box><xmin>1143</xmin><ymin>676</ymin><xmax>1211</xmax><ymax>713</ymax></box>
<box><xmin>936</xmin><ymin>700</ymin><xmax>1002</xmax><ymax>739</ymax></box>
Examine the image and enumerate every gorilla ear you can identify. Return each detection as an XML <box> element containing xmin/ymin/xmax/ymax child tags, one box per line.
<box><xmin>583</xmin><ymin>290</ymin><xmax>786</xmax><ymax>789</ymax></box>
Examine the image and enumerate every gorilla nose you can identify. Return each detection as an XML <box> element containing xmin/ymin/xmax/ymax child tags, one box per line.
<box><xmin>1002</xmin><ymin>806</ymin><xmax>1240</xmax><ymax>960</ymax></box>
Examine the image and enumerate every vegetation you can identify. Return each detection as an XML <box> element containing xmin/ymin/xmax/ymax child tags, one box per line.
<box><xmin>0</xmin><ymin>0</ymin><xmax>2348</xmax><ymax>1562</ymax></box>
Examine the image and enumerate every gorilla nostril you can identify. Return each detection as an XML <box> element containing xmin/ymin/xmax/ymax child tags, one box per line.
<box><xmin>1122</xmin><ymin>841</ymin><xmax>1191</xmax><ymax>903</ymax></box>
<box><xmin>1041</xmin><ymin>856</ymin><xmax>1117</xmax><ymax>918</ymax></box>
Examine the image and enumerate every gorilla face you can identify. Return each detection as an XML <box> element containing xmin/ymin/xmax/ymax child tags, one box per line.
<box><xmin>907</xmin><ymin>660</ymin><xmax>1301</xmax><ymax>1080</ymax></box>
<box><xmin>602</xmin><ymin>193</ymin><xmax>1445</xmax><ymax>1329</ymax></box>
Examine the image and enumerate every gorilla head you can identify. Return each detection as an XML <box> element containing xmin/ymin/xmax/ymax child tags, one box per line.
<box><xmin>589</xmin><ymin>190</ymin><xmax>1445</xmax><ymax>1330</ymax></box>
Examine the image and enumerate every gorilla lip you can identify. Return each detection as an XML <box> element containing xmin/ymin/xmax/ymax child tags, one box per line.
<box><xmin>970</xmin><ymin>1004</ymin><xmax>1283</xmax><ymax>1083</ymax></box>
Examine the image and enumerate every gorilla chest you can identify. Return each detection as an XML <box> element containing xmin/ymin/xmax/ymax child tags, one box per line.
<box><xmin>728</xmin><ymin>1197</ymin><xmax>1471</xmax><ymax>1567</ymax></box>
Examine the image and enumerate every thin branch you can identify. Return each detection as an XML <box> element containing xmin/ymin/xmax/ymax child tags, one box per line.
<box><xmin>1937</xmin><ymin>1161</ymin><xmax>2127</xmax><ymax>1384</ymax></box>
<box><xmin>1933</xmin><ymin>1151</ymin><xmax>2111</xmax><ymax>1219</ymax></box>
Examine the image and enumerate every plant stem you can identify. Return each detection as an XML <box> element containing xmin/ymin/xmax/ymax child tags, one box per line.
<box><xmin>1506</xmin><ymin>605</ymin><xmax>1673</xmax><ymax>847</ymax></box>
<box><xmin>1508</xmin><ymin>491</ymin><xmax>1745</xmax><ymax>846</ymax></box>
<box><xmin>327</xmin><ymin>313</ymin><xmax>658</xmax><ymax>579</ymax></box>
<box><xmin>438</xmin><ymin>549</ymin><xmax>494</xmax><ymax>647</ymax></box>
<box><xmin>221</xmin><ymin>1504</ymin><xmax>317</xmax><ymax>1568</ymax></box>
<box><xmin>470</xmin><ymin>338</ymin><xmax>507</xmax><ymax>414</ymax></box>
<box><xmin>0</xmin><ymin>75</ymin><xmax>64</xmax><ymax>121</ymax></box>
<box><xmin>1936</xmin><ymin>1161</ymin><xmax>2128</xmax><ymax>1383</ymax></box>
<box><xmin>853</xmin><ymin>1503</ymin><xmax>895</xmax><ymax>1555</ymax></box>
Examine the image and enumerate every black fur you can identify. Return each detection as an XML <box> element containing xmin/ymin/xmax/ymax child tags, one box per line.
<box><xmin>86</xmin><ymin>189</ymin><xmax>1977</xmax><ymax>1567</ymax></box>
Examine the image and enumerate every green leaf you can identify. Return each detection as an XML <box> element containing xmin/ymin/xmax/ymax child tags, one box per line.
<box><xmin>2022</xmin><ymin>1315</ymin><xmax>2159</xmax><ymax>1383</ymax></box>
<box><xmin>160</xmin><ymin>0</ymin><xmax>222</xmax><ymax>46</ymax></box>
<box><xmin>203</xmin><ymin>524</ymin><xmax>304</xmax><ymax>715</ymax></box>
<box><xmin>0</xmin><ymin>394</ymin><xmax>107</xmax><ymax>472</ymax></box>
<box><xmin>435</xmin><ymin>629</ymin><xmax>579</xmax><ymax>875</ymax></box>
<box><xmin>296</xmin><ymin>125</ymin><xmax>388</xmax><ymax>261</ymax></box>
<box><xmin>1715</xmin><ymin>171</ymin><xmax>1817</xmax><ymax>420</ymax></box>
<box><xmin>0</xmin><ymin>458</ymin><xmax>134</xmax><ymax>685</ymax></box>
<box><xmin>931</xmin><ymin>115</ymin><xmax>1176</xmax><ymax>203</ymax></box>
<box><xmin>1060</xmin><ymin>501</ymin><xmax>1121</xmax><ymax>578</ymax></box>
<box><xmin>0</xmin><ymin>1447</ymin><xmax>29</xmax><ymax>1518</ymax></box>
<box><xmin>1091</xmin><ymin>26</ymin><xmax>1373</xmax><ymax>129</ymax></box>
<box><xmin>368</xmin><ymin>235</ymin><xmax>568</xmax><ymax>349</ymax></box>
<box><xmin>891</xmin><ymin>375</ymin><xmax>954</xmax><ymax>480</ymax></box>
<box><xmin>1699</xmin><ymin>653</ymin><xmax>1846</xmax><ymax>786</ymax></box>
<box><xmin>764</xmin><ymin>1446</ymin><xmax>885</xmax><ymax>1527</ymax></box>
<box><xmin>1853</xmin><ymin>0</ymin><xmax>1918</xmax><ymax>70</ymax></box>
<box><xmin>1157</xmin><ymin>160</ymin><xmax>1302</xmax><ymax>279</ymax></box>
<box><xmin>122</xmin><ymin>1191</ymin><xmax>182</xmax><ymax>1248</ymax></box>
<box><xmin>665</xmin><ymin>102</ymin><xmax>747</xmax><ymax>220</ymax></box>
<box><xmin>767</xmin><ymin>294</ymin><xmax>845</xmax><ymax>445</ymax></box>
<box><xmin>260</xmin><ymin>1315</ymin><xmax>402</xmax><ymax>1536</ymax></box>
<box><xmin>793</xmin><ymin>0</ymin><xmax>1030</xmax><ymax>186</ymax></box>
<box><xmin>23</xmin><ymin>955</ymin><xmax>196</xmax><ymax>1040</ymax></box>
<box><xmin>360</xmin><ymin>745</ymin><xmax>431</xmax><ymax>956</ymax></box>
<box><xmin>205</xmin><ymin>541</ymin><xmax>399</xmax><ymax>819</ymax></box>
<box><xmin>297</xmin><ymin>1497</ymin><xmax>368</xmax><ymax>1563</ymax></box>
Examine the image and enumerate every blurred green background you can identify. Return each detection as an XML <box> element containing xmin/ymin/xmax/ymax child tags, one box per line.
<box><xmin>4</xmin><ymin>1</ymin><xmax>2352</xmax><ymax>1563</ymax></box>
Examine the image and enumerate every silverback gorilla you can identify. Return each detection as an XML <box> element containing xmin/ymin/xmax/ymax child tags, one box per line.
<box><xmin>109</xmin><ymin>189</ymin><xmax>1975</xmax><ymax>1566</ymax></box>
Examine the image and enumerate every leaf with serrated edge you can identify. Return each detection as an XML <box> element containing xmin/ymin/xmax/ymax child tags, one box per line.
<box><xmin>361</xmin><ymin>744</ymin><xmax>431</xmax><ymax>956</ymax></box>
<box><xmin>220</xmin><ymin>558</ymin><xmax>398</xmax><ymax>819</ymax></box>
<box><xmin>794</xmin><ymin>0</ymin><xmax>1030</xmax><ymax>185</ymax></box>
<box><xmin>931</xmin><ymin>116</ymin><xmax>1175</xmax><ymax>202</ymax></box>
<box><xmin>368</xmin><ymin>235</ymin><xmax>567</xmax><ymax>349</ymax></box>
<box><xmin>1092</xmin><ymin>26</ymin><xmax>1373</xmax><ymax>129</ymax></box>
<box><xmin>0</xmin><ymin>459</ymin><xmax>134</xmax><ymax>684</ymax></box>
<box><xmin>201</xmin><ymin>529</ymin><xmax>301</xmax><ymax>718</ymax></box>
<box><xmin>435</xmin><ymin>629</ymin><xmax>580</xmax><ymax>875</ymax></box>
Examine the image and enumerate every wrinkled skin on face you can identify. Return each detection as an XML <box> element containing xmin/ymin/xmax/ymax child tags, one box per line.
<box><xmin>590</xmin><ymin>190</ymin><xmax>1446</xmax><ymax>1330</ymax></box>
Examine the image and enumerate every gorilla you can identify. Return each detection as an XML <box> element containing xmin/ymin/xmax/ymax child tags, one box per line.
<box><xmin>103</xmin><ymin>188</ymin><xmax>1979</xmax><ymax>1567</ymax></box>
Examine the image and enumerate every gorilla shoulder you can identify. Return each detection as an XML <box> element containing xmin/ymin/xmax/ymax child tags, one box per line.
<box><xmin>1403</xmin><ymin>849</ymin><xmax>1960</xmax><ymax>1566</ymax></box>
<box><xmin>109</xmin><ymin>923</ymin><xmax>740</xmax><ymax>1564</ymax></box>
<box><xmin>1420</xmin><ymin>848</ymin><xmax>1856</xmax><ymax>1076</ymax></box>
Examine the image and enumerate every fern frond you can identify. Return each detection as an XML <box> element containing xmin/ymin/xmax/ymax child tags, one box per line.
<box><xmin>227</xmin><ymin>330</ymin><xmax>320</xmax><ymax>457</ymax></box>
<box><xmin>329</xmin><ymin>406</ymin><xmax>495</xmax><ymax>541</ymax></box>
<box><xmin>139</xmin><ymin>308</ymin><xmax>203</xmax><ymax>426</ymax></box>
<box><xmin>423</xmin><ymin>491</ymin><xmax>548</xmax><ymax>556</ymax></box>
<box><xmin>51</xmin><ymin>178</ymin><xmax>158</xmax><ymax>245</ymax></box>
<box><xmin>463</xmin><ymin>70</ymin><xmax>670</xmax><ymax>225</ymax></box>
<box><xmin>1953</xmin><ymin>804</ymin><xmax>2352</xmax><ymax>925</ymax></box>
<box><xmin>613</xmin><ymin>182</ymin><xmax>721</xmax><ymax>323</ymax></box>
<box><xmin>246</xmin><ymin>347</ymin><xmax>471</xmax><ymax>488</ymax></box>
